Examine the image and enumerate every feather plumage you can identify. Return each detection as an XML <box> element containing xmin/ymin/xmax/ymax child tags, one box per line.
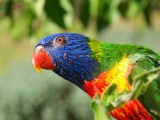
<box><xmin>32</xmin><ymin>32</ymin><xmax>160</xmax><ymax>119</ymax></box>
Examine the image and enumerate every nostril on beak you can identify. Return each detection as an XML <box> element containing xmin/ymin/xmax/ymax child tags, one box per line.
<box><xmin>35</xmin><ymin>45</ymin><xmax>44</xmax><ymax>52</ymax></box>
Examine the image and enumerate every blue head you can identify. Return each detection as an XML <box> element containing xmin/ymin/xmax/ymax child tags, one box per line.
<box><xmin>32</xmin><ymin>33</ymin><xmax>98</xmax><ymax>88</ymax></box>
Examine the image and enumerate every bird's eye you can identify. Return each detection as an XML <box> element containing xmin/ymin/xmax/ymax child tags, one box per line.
<box><xmin>55</xmin><ymin>37</ymin><xmax>66</xmax><ymax>44</ymax></box>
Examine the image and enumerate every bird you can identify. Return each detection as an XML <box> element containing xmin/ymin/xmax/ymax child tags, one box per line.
<box><xmin>32</xmin><ymin>32</ymin><xmax>160</xmax><ymax>119</ymax></box>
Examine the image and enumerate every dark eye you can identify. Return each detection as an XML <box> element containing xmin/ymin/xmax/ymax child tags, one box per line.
<box><xmin>55</xmin><ymin>37</ymin><xmax>66</xmax><ymax>44</ymax></box>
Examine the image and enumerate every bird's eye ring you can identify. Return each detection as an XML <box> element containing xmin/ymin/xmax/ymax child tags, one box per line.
<box><xmin>55</xmin><ymin>37</ymin><xmax>65</xmax><ymax>44</ymax></box>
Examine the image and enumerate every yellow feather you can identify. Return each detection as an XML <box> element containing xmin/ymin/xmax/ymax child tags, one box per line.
<box><xmin>105</xmin><ymin>54</ymin><xmax>132</xmax><ymax>93</ymax></box>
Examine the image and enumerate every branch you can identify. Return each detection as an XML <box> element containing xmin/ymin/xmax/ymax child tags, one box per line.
<box><xmin>133</xmin><ymin>66</ymin><xmax>160</xmax><ymax>81</ymax></box>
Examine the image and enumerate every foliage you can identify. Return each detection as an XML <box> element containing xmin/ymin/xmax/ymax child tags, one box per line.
<box><xmin>0</xmin><ymin>0</ymin><xmax>160</xmax><ymax>41</ymax></box>
<box><xmin>91</xmin><ymin>96</ymin><xmax>111</xmax><ymax>120</ymax></box>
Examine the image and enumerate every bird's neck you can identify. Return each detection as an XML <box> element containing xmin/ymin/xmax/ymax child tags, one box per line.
<box><xmin>83</xmin><ymin>53</ymin><xmax>133</xmax><ymax>98</ymax></box>
<box><xmin>55</xmin><ymin>39</ymin><xmax>136</xmax><ymax>98</ymax></box>
<box><xmin>83</xmin><ymin>41</ymin><xmax>136</xmax><ymax>98</ymax></box>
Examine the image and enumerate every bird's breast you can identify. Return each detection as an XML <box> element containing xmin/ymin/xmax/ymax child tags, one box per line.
<box><xmin>83</xmin><ymin>54</ymin><xmax>133</xmax><ymax>98</ymax></box>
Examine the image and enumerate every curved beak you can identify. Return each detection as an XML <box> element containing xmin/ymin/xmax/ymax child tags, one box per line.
<box><xmin>32</xmin><ymin>50</ymin><xmax>56</xmax><ymax>74</ymax></box>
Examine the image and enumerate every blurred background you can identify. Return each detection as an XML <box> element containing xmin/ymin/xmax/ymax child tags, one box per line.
<box><xmin>0</xmin><ymin>0</ymin><xmax>160</xmax><ymax>120</ymax></box>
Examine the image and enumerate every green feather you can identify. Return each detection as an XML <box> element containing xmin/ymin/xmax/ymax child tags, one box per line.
<box><xmin>88</xmin><ymin>38</ymin><xmax>160</xmax><ymax>118</ymax></box>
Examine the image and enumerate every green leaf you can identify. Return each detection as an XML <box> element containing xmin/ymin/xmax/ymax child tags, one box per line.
<box><xmin>69</xmin><ymin>0</ymin><xmax>90</xmax><ymax>27</ymax></box>
<box><xmin>91</xmin><ymin>96</ymin><xmax>111</xmax><ymax>120</ymax></box>
<box><xmin>44</xmin><ymin>0</ymin><xmax>66</xmax><ymax>28</ymax></box>
<box><xmin>118</xmin><ymin>0</ymin><xmax>129</xmax><ymax>18</ymax></box>
<box><xmin>5</xmin><ymin>0</ymin><xmax>13</xmax><ymax>18</ymax></box>
<box><xmin>102</xmin><ymin>84</ymin><xmax>117</xmax><ymax>108</ymax></box>
<box><xmin>79</xmin><ymin>0</ymin><xmax>90</xmax><ymax>26</ymax></box>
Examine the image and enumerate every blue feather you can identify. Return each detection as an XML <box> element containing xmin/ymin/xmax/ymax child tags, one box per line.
<box><xmin>36</xmin><ymin>33</ymin><xmax>98</xmax><ymax>88</ymax></box>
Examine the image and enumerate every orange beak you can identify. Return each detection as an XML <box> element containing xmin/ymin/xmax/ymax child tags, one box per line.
<box><xmin>32</xmin><ymin>51</ymin><xmax>56</xmax><ymax>74</ymax></box>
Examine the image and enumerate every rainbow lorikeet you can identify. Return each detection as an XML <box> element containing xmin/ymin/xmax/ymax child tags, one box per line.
<box><xmin>32</xmin><ymin>33</ymin><xmax>160</xmax><ymax>119</ymax></box>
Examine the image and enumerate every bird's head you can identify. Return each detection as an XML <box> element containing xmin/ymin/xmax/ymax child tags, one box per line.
<box><xmin>32</xmin><ymin>33</ymin><xmax>99</xmax><ymax>88</ymax></box>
